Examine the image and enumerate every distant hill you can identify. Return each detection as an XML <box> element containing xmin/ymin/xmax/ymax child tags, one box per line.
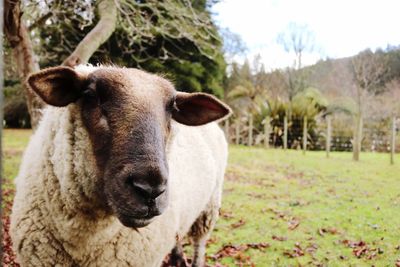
<box><xmin>302</xmin><ymin>46</ymin><xmax>400</xmax><ymax>98</ymax></box>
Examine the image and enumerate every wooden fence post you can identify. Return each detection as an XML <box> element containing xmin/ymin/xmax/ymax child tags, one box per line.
<box><xmin>235</xmin><ymin>120</ymin><xmax>240</xmax><ymax>145</ymax></box>
<box><xmin>391</xmin><ymin>116</ymin><xmax>396</xmax><ymax>165</ymax></box>
<box><xmin>224</xmin><ymin>120</ymin><xmax>229</xmax><ymax>143</ymax></box>
<box><xmin>326</xmin><ymin>116</ymin><xmax>331</xmax><ymax>158</ymax></box>
<box><xmin>283</xmin><ymin>116</ymin><xmax>288</xmax><ymax>150</ymax></box>
<box><xmin>303</xmin><ymin>116</ymin><xmax>307</xmax><ymax>154</ymax></box>
<box><xmin>264</xmin><ymin>116</ymin><xmax>270</xmax><ymax>148</ymax></box>
<box><xmin>353</xmin><ymin>115</ymin><xmax>363</xmax><ymax>161</ymax></box>
<box><xmin>248</xmin><ymin>114</ymin><xmax>253</xmax><ymax>146</ymax></box>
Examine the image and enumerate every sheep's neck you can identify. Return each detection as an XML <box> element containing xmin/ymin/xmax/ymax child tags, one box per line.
<box><xmin>43</xmin><ymin>105</ymin><xmax>117</xmax><ymax>247</ymax></box>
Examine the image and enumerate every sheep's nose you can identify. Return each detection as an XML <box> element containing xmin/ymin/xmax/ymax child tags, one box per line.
<box><xmin>125</xmin><ymin>166</ymin><xmax>168</xmax><ymax>203</ymax></box>
<box><xmin>131</xmin><ymin>180</ymin><xmax>166</xmax><ymax>200</ymax></box>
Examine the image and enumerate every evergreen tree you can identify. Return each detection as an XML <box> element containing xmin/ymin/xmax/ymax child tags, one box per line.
<box><xmin>35</xmin><ymin>0</ymin><xmax>226</xmax><ymax>97</ymax></box>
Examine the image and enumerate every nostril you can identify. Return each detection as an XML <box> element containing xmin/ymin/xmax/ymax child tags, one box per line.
<box><xmin>152</xmin><ymin>188</ymin><xmax>165</xmax><ymax>199</ymax></box>
<box><xmin>130</xmin><ymin>181</ymin><xmax>153</xmax><ymax>199</ymax></box>
<box><xmin>127</xmin><ymin>178</ymin><xmax>166</xmax><ymax>200</ymax></box>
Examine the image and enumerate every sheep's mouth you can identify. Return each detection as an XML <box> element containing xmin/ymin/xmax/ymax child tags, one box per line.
<box><xmin>118</xmin><ymin>213</ymin><xmax>157</xmax><ymax>228</ymax></box>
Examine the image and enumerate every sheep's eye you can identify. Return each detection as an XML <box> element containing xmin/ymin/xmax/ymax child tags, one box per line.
<box><xmin>82</xmin><ymin>82</ymin><xmax>97</xmax><ymax>99</ymax></box>
<box><xmin>82</xmin><ymin>89</ymin><xmax>96</xmax><ymax>98</ymax></box>
<box><xmin>167</xmin><ymin>97</ymin><xmax>177</xmax><ymax>113</ymax></box>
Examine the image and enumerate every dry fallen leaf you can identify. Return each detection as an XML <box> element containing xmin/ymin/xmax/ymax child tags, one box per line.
<box><xmin>318</xmin><ymin>227</ymin><xmax>338</xmax><ymax>236</ymax></box>
<box><xmin>288</xmin><ymin>218</ymin><xmax>300</xmax><ymax>230</ymax></box>
<box><xmin>219</xmin><ymin>209</ymin><xmax>234</xmax><ymax>219</ymax></box>
<box><xmin>341</xmin><ymin>240</ymin><xmax>380</xmax><ymax>260</ymax></box>
<box><xmin>272</xmin><ymin>235</ymin><xmax>287</xmax><ymax>241</ymax></box>
<box><xmin>210</xmin><ymin>242</ymin><xmax>270</xmax><ymax>261</ymax></box>
<box><xmin>231</xmin><ymin>219</ymin><xmax>246</xmax><ymax>229</ymax></box>
<box><xmin>2</xmin><ymin>180</ymin><xmax>20</xmax><ymax>267</ymax></box>
<box><xmin>283</xmin><ymin>242</ymin><xmax>304</xmax><ymax>258</ymax></box>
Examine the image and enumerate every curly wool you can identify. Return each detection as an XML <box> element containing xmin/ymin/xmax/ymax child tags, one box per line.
<box><xmin>11</xmin><ymin>102</ymin><xmax>227</xmax><ymax>266</ymax></box>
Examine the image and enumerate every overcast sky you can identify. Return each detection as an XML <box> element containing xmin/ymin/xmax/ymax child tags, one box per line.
<box><xmin>212</xmin><ymin>0</ymin><xmax>400</xmax><ymax>70</ymax></box>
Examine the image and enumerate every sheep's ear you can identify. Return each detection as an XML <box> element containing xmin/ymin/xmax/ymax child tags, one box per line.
<box><xmin>27</xmin><ymin>66</ymin><xmax>85</xmax><ymax>107</ymax></box>
<box><xmin>172</xmin><ymin>92</ymin><xmax>232</xmax><ymax>126</ymax></box>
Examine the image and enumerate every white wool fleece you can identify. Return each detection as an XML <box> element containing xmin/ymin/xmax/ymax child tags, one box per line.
<box><xmin>11</xmin><ymin>103</ymin><xmax>228</xmax><ymax>266</ymax></box>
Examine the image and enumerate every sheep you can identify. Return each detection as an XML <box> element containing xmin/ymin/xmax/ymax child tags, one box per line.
<box><xmin>10</xmin><ymin>65</ymin><xmax>231</xmax><ymax>267</ymax></box>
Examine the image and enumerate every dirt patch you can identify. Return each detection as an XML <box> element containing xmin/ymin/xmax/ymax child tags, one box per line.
<box><xmin>3</xmin><ymin>149</ymin><xmax>23</xmax><ymax>158</ymax></box>
<box><xmin>225</xmin><ymin>171</ymin><xmax>275</xmax><ymax>187</ymax></box>
<box><xmin>209</xmin><ymin>242</ymin><xmax>270</xmax><ymax>265</ymax></box>
<box><xmin>2</xmin><ymin>179</ymin><xmax>19</xmax><ymax>266</ymax></box>
<box><xmin>341</xmin><ymin>240</ymin><xmax>383</xmax><ymax>260</ymax></box>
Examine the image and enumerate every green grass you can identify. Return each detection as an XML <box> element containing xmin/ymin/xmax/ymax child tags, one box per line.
<box><xmin>3</xmin><ymin>129</ymin><xmax>400</xmax><ymax>266</ymax></box>
<box><xmin>2</xmin><ymin>129</ymin><xmax>32</xmax><ymax>210</ymax></box>
<box><xmin>207</xmin><ymin>146</ymin><xmax>400</xmax><ymax>266</ymax></box>
<box><xmin>3</xmin><ymin>129</ymin><xmax>32</xmax><ymax>180</ymax></box>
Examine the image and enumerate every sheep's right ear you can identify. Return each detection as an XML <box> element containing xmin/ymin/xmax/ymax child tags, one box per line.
<box><xmin>27</xmin><ymin>66</ymin><xmax>85</xmax><ymax>107</ymax></box>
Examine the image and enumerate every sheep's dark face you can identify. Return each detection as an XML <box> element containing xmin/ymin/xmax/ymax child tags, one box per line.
<box><xmin>27</xmin><ymin>66</ymin><xmax>231</xmax><ymax>228</ymax></box>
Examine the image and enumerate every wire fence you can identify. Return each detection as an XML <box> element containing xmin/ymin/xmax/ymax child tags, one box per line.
<box><xmin>224</xmin><ymin>115</ymin><xmax>398</xmax><ymax>164</ymax></box>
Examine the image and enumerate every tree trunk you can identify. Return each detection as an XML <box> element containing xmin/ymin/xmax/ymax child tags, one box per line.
<box><xmin>353</xmin><ymin>84</ymin><xmax>363</xmax><ymax>161</ymax></box>
<box><xmin>4</xmin><ymin>0</ymin><xmax>44</xmax><ymax>129</ymax></box>
<box><xmin>352</xmin><ymin>114</ymin><xmax>363</xmax><ymax>161</ymax></box>
<box><xmin>5</xmin><ymin>0</ymin><xmax>118</xmax><ymax>129</ymax></box>
<box><xmin>1</xmin><ymin>0</ymin><xmax>4</xmax><ymax>187</ymax></box>
<box><xmin>62</xmin><ymin>0</ymin><xmax>117</xmax><ymax>67</ymax></box>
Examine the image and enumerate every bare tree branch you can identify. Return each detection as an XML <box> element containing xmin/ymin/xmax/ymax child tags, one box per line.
<box><xmin>62</xmin><ymin>0</ymin><xmax>117</xmax><ymax>67</ymax></box>
<box><xmin>28</xmin><ymin>11</ymin><xmax>53</xmax><ymax>31</ymax></box>
<box><xmin>350</xmin><ymin>50</ymin><xmax>388</xmax><ymax>161</ymax></box>
<box><xmin>4</xmin><ymin>0</ymin><xmax>44</xmax><ymax>129</ymax></box>
<box><xmin>277</xmin><ymin>22</ymin><xmax>315</xmax><ymax>70</ymax></box>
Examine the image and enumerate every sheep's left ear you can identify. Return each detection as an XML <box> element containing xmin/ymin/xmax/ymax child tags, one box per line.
<box><xmin>172</xmin><ymin>92</ymin><xmax>232</xmax><ymax>126</ymax></box>
<box><xmin>27</xmin><ymin>66</ymin><xmax>85</xmax><ymax>107</ymax></box>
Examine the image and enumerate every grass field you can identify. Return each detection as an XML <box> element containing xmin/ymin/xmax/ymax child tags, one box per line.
<box><xmin>3</xmin><ymin>129</ymin><xmax>400</xmax><ymax>266</ymax></box>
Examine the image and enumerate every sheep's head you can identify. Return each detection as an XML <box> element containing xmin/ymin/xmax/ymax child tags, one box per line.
<box><xmin>27</xmin><ymin>66</ymin><xmax>231</xmax><ymax>228</ymax></box>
